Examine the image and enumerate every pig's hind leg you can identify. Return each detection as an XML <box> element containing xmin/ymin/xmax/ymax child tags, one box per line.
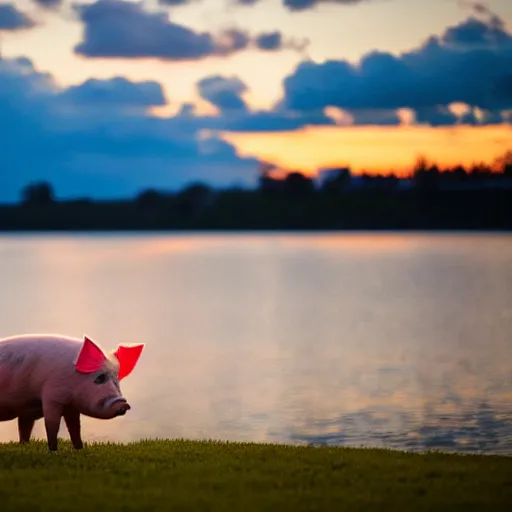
<box><xmin>18</xmin><ymin>401</ymin><xmax>44</xmax><ymax>444</ymax></box>
<box><xmin>18</xmin><ymin>414</ymin><xmax>40</xmax><ymax>444</ymax></box>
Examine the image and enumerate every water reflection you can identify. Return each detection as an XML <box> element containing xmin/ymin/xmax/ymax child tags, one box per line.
<box><xmin>289</xmin><ymin>399</ymin><xmax>512</xmax><ymax>454</ymax></box>
<box><xmin>0</xmin><ymin>233</ymin><xmax>511</xmax><ymax>455</ymax></box>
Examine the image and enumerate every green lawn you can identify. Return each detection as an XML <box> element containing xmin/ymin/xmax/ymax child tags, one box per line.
<box><xmin>0</xmin><ymin>439</ymin><xmax>511</xmax><ymax>511</ymax></box>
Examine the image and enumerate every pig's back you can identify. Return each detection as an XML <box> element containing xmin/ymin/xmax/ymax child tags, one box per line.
<box><xmin>0</xmin><ymin>334</ymin><xmax>82</xmax><ymax>395</ymax></box>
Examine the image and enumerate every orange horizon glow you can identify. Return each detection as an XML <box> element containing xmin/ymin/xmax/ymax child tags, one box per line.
<box><xmin>222</xmin><ymin>124</ymin><xmax>512</xmax><ymax>178</ymax></box>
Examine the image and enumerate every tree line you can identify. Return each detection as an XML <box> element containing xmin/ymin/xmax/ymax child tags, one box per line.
<box><xmin>1</xmin><ymin>153</ymin><xmax>512</xmax><ymax>231</ymax></box>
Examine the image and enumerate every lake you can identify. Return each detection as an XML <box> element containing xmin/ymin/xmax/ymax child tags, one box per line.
<box><xmin>0</xmin><ymin>232</ymin><xmax>511</xmax><ymax>454</ymax></box>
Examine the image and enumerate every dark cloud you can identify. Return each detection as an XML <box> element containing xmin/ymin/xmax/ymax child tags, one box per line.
<box><xmin>172</xmin><ymin>108</ymin><xmax>334</xmax><ymax>133</ymax></box>
<box><xmin>0</xmin><ymin>3</ymin><xmax>34</xmax><ymax>30</ymax></box>
<box><xmin>74</xmin><ymin>0</ymin><xmax>216</xmax><ymax>60</ymax></box>
<box><xmin>254</xmin><ymin>31</ymin><xmax>309</xmax><ymax>53</ymax></box>
<box><xmin>283</xmin><ymin>0</ymin><xmax>366</xmax><ymax>11</ymax></box>
<box><xmin>282</xmin><ymin>12</ymin><xmax>512</xmax><ymax>119</ymax></box>
<box><xmin>197</xmin><ymin>75</ymin><xmax>248</xmax><ymax>112</ymax></box>
<box><xmin>32</xmin><ymin>0</ymin><xmax>62</xmax><ymax>8</ymax></box>
<box><xmin>442</xmin><ymin>13</ymin><xmax>511</xmax><ymax>47</ymax></box>
<box><xmin>73</xmin><ymin>0</ymin><xmax>301</xmax><ymax>60</ymax></box>
<box><xmin>214</xmin><ymin>109</ymin><xmax>335</xmax><ymax>132</ymax></box>
<box><xmin>171</xmin><ymin>103</ymin><xmax>334</xmax><ymax>134</ymax></box>
<box><xmin>58</xmin><ymin>77</ymin><xmax>167</xmax><ymax>109</ymax></box>
<box><xmin>414</xmin><ymin>106</ymin><xmax>459</xmax><ymax>127</ymax></box>
<box><xmin>255</xmin><ymin>32</ymin><xmax>282</xmax><ymax>50</ymax></box>
<box><xmin>158</xmin><ymin>0</ymin><xmax>191</xmax><ymax>5</ymax></box>
<box><xmin>194</xmin><ymin>73</ymin><xmax>334</xmax><ymax>128</ymax></box>
<box><xmin>349</xmin><ymin>109</ymin><xmax>401</xmax><ymax>126</ymax></box>
<box><xmin>235</xmin><ymin>0</ymin><xmax>370</xmax><ymax>11</ymax></box>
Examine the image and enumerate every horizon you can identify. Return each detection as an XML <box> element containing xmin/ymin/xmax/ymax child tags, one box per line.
<box><xmin>1</xmin><ymin>0</ymin><xmax>512</xmax><ymax>202</ymax></box>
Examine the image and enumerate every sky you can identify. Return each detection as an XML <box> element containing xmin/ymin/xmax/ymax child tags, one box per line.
<box><xmin>1</xmin><ymin>0</ymin><xmax>512</xmax><ymax>201</ymax></box>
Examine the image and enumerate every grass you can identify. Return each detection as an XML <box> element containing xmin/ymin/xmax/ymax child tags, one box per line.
<box><xmin>0</xmin><ymin>439</ymin><xmax>511</xmax><ymax>511</ymax></box>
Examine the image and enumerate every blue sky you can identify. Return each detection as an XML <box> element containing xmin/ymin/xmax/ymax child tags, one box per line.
<box><xmin>1</xmin><ymin>0</ymin><xmax>511</xmax><ymax>202</ymax></box>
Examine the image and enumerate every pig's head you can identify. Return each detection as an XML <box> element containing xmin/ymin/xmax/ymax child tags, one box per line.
<box><xmin>72</xmin><ymin>335</ymin><xmax>144</xmax><ymax>420</ymax></box>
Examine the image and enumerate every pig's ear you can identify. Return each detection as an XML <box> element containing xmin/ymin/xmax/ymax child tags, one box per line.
<box><xmin>75</xmin><ymin>335</ymin><xmax>107</xmax><ymax>373</ymax></box>
<box><xmin>113</xmin><ymin>343</ymin><xmax>144</xmax><ymax>380</ymax></box>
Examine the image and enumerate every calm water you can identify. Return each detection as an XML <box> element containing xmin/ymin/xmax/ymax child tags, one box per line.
<box><xmin>0</xmin><ymin>232</ymin><xmax>511</xmax><ymax>454</ymax></box>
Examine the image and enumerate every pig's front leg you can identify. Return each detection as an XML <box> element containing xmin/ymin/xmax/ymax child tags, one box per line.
<box><xmin>63</xmin><ymin>407</ymin><xmax>83</xmax><ymax>450</ymax></box>
<box><xmin>42</xmin><ymin>397</ymin><xmax>63</xmax><ymax>451</ymax></box>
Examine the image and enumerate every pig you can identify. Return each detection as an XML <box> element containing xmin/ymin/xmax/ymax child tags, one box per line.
<box><xmin>0</xmin><ymin>333</ymin><xmax>144</xmax><ymax>451</ymax></box>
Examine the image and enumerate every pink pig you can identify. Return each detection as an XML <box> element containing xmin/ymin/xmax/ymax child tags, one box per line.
<box><xmin>0</xmin><ymin>333</ymin><xmax>144</xmax><ymax>451</ymax></box>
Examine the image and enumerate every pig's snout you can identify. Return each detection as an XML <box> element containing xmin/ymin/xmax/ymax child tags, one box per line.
<box><xmin>103</xmin><ymin>396</ymin><xmax>131</xmax><ymax>417</ymax></box>
<box><xmin>115</xmin><ymin>402</ymin><xmax>131</xmax><ymax>416</ymax></box>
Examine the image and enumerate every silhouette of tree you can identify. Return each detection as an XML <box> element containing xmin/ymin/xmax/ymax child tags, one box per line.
<box><xmin>495</xmin><ymin>150</ymin><xmax>512</xmax><ymax>177</ymax></box>
<box><xmin>176</xmin><ymin>182</ymin><xmax>214</xmax><ymax>217</ymax></box>
<box><xmin>469</xmin><ymin>163</ymin><xmax>493</xmax><ymax>180</ymax></box>
<box><xmin>412</xmin><ymin>157</ymin><xmax>440</xmax><ymax>191</ymax></box>
<box><xmin>320</xmin><ymin>167</ymin><xmax>352</xmax><ymax>194</ymax></box>
<box><xmin>136</xmin><ymin>188</ymin><xmax>168</xmax><ymax>209</ymax></box>
<box><xmin>21</xmin><ymin>181</ymin><xmax>54</xmax><ymax>206</ymax></box>
<box><xmin>451</xmin><ymin>165</ymin><xmax>467</xmax><ymax>180</ymax></box>
<box><xmin>283</xmin><ymin>171</ymin><xmax>315</xmax><ymax>198</ymax></box>
<box><xmin>258</xmin><ymin>162</ymin><xmax>284</xmax><ymax>195</ymax></box>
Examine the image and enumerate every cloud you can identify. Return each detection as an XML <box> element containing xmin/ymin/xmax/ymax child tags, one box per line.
<box><xmin>235</xmin><ymin>0</ymin><xmax>370</xmax><ymax>11</ymax></box>
<box><xmin>58</xmin><ymin>77</ymin><xmax>168</xmax><ymax>109</ymax></box>
<box><xmin>73</xmin><ymin>0</ymin><xmax>302</xmax><ymax>60</ymax></box>
<box><xmin>74</xmin><ymin>0</ymin><xmax>216</xmax><ymax>60</ymax></box>
<box><xmin>0</xmin><ymin>3</ymin><xmax>34</xmax><ymax>30</ymax></box>
<box><xmin>169</xmin><ymin>99</ymin><xmax>334</xmax><ymax>133</ymax></box>
<box><xmin>255</xmin><ymin>31</ymin><xmax>309</xmax><ymax>53</ymax></box>
<box><xmin>443</xmin><ymin>11</ymin><xmax>511</xmax><ymax>47</ymax></box>
<box><xmin>197</xmin><ymin>75</ymin><xmax>248</xmax><ymax>112</ymax></box>
<box><xmin>32</xmin><ymin>0</ymin><xmax>62</xmax><ymax>8</ymax></box>
<box><xmin>349</xmin><ymin>109</ymin><xmax>401</xmax><ymax>126</ymax></box>
<box><xmin>214</xmin><ymin>109</ymin><xmax>335</xmax><ymax>131</ymax></box>
<box><xmin>414</xmin><ymin>106</ymin><xmax>459</xmax><ymax>127</ymax></box>
<box><xmin>192</xmin><ymin>73</ymin><xmax>334</xmax><ymax>128</ymax></box>
<box><xmin>281</xmin><ymin>11</ymin><xmax>512</xmax><ymax>121</ymax></box>
<box><xmin>0</xmin><ymin>57</ymin><xmax>262</xmax><ymax>203</ymax></box>
<box><xmin>255</xmin><ymin>32</ymin><xmax>282</xmax><ymax>50</ymax></box>
<box><xmin>158</xmin><ymin>0</ymin><xmax>192</xmax><ymax>5</ymax></box>
<box><xmin>282</xmin><ymin>0</ymin><xmax>368</xmax><ymax>11</ymax></box>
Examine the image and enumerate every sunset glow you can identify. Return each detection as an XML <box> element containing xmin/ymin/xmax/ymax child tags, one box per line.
<box><xmin>223</xmin><ymin>124</ymin><xmax>512</xmax><ymax>177</ymax></box>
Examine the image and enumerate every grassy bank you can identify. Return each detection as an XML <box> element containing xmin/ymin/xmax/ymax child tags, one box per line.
<box><xmin>0</xmin><ymin>439</ymin><xmax>511</xmax><ymax>510</ymax></box>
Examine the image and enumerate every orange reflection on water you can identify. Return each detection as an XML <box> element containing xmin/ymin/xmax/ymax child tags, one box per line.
<box><xmin>121</xmin><ymin>233</ymin><xmax>462</xmax><ymax>258</ymax></box>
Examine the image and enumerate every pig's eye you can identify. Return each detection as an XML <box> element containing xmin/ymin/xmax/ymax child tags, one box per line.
<box><xmin>94</xmin><ymin>373</ymin><xmax>109</xmax><ymax>385</ymax></box>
